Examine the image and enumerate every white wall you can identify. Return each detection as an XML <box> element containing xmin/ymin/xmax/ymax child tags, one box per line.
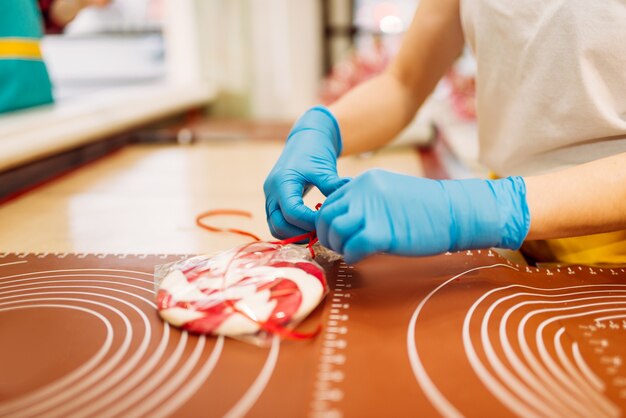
<box><xmin>162</xmin><ymin>0</ymin><xmax>323</xmax><ymax>120</ymax></box>
<box><xmin>248</xmin><ymin>0</ymin><xmax>324</xmax><ymax>119</ymax></box>
<box><xmin>163</xmin><ymin>0</ymin><xmax>203</xmax><ymax>84</ymax></box>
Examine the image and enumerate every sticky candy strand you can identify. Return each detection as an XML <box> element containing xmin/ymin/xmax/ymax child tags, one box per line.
<box><xmin>194</xmin><ymin>208</ymin><xmax>323</xmax><ymax>340</ymax></box>
<box><xmin>272</xmin><ymin>203</ymin><xmax>322</xmax><ymax>257</ymax></box>
<box><xmin>273</xmin><ymin>231</ymin><xmax>318</xmax><ymax>258</ymax></box>
<box><xmin>196</xmin><ymin>209</ymin><xmax>262</xmax><ymax>242</ymax></box>
<box><xmin>195</xmin><ymin>207</ymin><xmax>321</xmax><ymax>257</ymax></box>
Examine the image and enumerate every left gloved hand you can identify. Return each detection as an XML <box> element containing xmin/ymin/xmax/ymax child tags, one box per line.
<box><xmin>315</xmin><ymin>169</ymin><xmax>530</xmax><ymax>264</ymax></box>
<box><xmin>264</xmin><ymin>106</ymin><xmax>347</xmax><ymax>239</ymax></box>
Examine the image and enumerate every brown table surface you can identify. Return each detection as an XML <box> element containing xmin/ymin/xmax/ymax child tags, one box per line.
<box><xmin>2</xmin><ymin>250</ymin><xmax>626</xmax><ymax>418</ymax></box>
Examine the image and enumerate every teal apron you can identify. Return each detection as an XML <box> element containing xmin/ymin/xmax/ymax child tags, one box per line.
<box><xmin>0</xmin><ymin>0</ymin><xmax>54</xmax><ymax>113</ymax></box>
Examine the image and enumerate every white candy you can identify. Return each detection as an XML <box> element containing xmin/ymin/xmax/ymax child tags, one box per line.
<box><xmin>156</xmin><ymin>244</ymin><xmax>327</xmax><ymax>337</ymax></box>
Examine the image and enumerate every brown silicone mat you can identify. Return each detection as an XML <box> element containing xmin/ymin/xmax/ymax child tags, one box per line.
<box><xmin>1</xmin><ymin>251</ymin><xmax>625</xmax><ymax>418</ymax></box>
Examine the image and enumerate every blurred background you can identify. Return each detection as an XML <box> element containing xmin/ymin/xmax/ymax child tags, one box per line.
<box><xmin>40</xmin><ymin>0</ymin><xmax>432</xmax><ymax>114</ymax></box>
<box><xmin>43</xmin><ymin>0</ymin><xmax>477</xmax><ymax>120</ymax></box>
<box><xmin>0</xmin><ymin>0</ymin><xmax>482</xmax><ymax>201</ymax></box>
<box><xmin>40</xmin><ymin>0</ymin><xmax>449</xmax><ymax>114</ymax></box>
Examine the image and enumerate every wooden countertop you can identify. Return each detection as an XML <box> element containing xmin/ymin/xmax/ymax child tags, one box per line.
<box><xmin>0</xmin><ymin>140</ymin><xmax>423</xmax><ymax>254</ymax></box>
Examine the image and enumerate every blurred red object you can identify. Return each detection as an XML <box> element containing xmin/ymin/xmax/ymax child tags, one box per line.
<box><xmin>320</xmin><ymin>38</ymin><xmax>390</xmax><ymax>104</ymax></box>
<box><xmin>38</xmin><ymin>0</ymin><xmax>113</xmax><ymax>34</ymax></box>
<box><xmin>321</xmin><ymin>35</ymin><xmax>476</xmax><ymax>123</ymax></box>
<box><xmin>38</xmin><ymin>0</ymin><xmax>64</xmax><ymax>33</ymax></box>
<box><xmin>445</xmin><ymin>67</ymin><xmax>476</xmax><ymax>121</ymax></box>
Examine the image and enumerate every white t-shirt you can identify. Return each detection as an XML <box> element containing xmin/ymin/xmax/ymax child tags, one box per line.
<box><xmin>460</xmin><ymin>0</ymin><xmax>626</xmax><ymax>176</ymax></box>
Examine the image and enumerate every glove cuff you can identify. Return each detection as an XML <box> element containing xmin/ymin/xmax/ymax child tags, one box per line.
<box><xmin>491</xmin><ymin>176</ymin><xmax>531</xmax><ymax>250</ymax></box>
<box><xmin>288</xmin><ymin>105</ymin><xmax>343</xmax><ymax>156</ymax></box>
<box><xmin>444</xmin><ymin>176</ymin><xmax>530</xmax><ymax>251</ymax></box>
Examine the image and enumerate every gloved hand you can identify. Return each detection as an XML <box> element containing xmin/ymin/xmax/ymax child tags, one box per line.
<box><xmin>316</xmin><ymin>169</ymin><xmax>530</xmax><ymax>264</ymax></box>
<box><xmin>264</xmin><ymin>106</ymin><xmax>349</xmax><ymax>239</ymax></box>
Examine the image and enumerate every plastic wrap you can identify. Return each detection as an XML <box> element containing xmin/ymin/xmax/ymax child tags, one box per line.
<box><xmin>155</xmin><ymin>241</ymin><xmax>328</xmax><ymax>345</ymax></box>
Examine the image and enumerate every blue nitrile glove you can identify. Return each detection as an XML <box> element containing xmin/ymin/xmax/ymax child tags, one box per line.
<box><xmin>316</xmin><ymin>169</ymin><xmax>531</xmax><ymax>264</ymax></box>
<box><xmin>264</xmin><ymin>106</ymin><xmax>350</xmax><ymax>239</ymax></box>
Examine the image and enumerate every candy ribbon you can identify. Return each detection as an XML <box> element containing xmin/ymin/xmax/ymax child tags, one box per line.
<box><xmin>196</xmin><ymin>209</ymin><xmax>262</xmax><ymax>242</ymax></box>
<box><xmin>195</xmin><ymin>207</ymin><xmax>323</xmax><ymax>340</ymax></box>
<box><xmin>196</xmin><ymin>205</ymin><xmax>321</xmax><ymax>257</ymax></box>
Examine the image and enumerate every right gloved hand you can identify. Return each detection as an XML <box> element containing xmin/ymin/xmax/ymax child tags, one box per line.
<box><xmin>264</xmin><ymin>106</ymin><xmax>349</xmax><ymax>239</ymax></box>
<box><xmin>315</xmin><ymin>169</ymin><xmax>530</xmax><ymax>264</ymax></box>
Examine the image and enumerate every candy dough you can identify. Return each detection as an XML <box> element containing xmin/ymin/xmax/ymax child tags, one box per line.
<box><xmin>156</xmin><ymin>243</ymin><xmax>327</xmax><ymax>337</ymax></box>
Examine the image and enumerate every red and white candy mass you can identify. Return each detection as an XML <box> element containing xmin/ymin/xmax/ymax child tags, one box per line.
<box><xmin>156</xmin><ymin>242</ymin><xmax>327</xmax><ymax>337</ymax></box>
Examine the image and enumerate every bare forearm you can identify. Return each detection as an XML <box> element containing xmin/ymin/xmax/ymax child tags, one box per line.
<box><xmin>329</xmin><ymin>0</ymin><xmax>464</xmax><ymax>156</ymax></box>
<box><xmin>525</xmin><ymin>152</ymin><xmax>626</xmax><ymax>240</ymax></box>
<box><xmin>329</xmin><ymin>73</ymin><xmax>419</xmax><ymax>155</ymax></box>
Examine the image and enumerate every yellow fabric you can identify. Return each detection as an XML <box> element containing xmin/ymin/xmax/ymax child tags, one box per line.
<box><xmin>0</xmin><ymin>38</ymin><xmax>42</xmax><ymax>60</ymax></box>
<box><xmin>523</xmin><ymin>232</ymin><xmax>626</xmax><ymax>265</ymax></box>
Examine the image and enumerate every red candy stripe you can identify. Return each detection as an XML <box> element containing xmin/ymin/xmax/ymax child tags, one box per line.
<box><xmin>188</xmin><ymin>208</ymin><xmax>326</xmax><ymax>340</ymax></box>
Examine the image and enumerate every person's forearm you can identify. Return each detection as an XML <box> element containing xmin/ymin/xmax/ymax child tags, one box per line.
<box><xmin>525</xmin><ymin>152</ymin><xmax>626</xmax><ymax>240</ymax></box>
<box><xmin>329</xmin><ymin>0</ymin><xmax>464</xmax><ymax>156</ymax></box>
<box><xmin>328</xmin><ymin>73</ymin><xmax>419</xmax><ymax>155</ymax></box>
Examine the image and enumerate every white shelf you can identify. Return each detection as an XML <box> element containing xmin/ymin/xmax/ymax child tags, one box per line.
<box><xmin>0</xmin><ymin>82</ymin><xmax>216</xmax><ymax>171</ymax></box>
